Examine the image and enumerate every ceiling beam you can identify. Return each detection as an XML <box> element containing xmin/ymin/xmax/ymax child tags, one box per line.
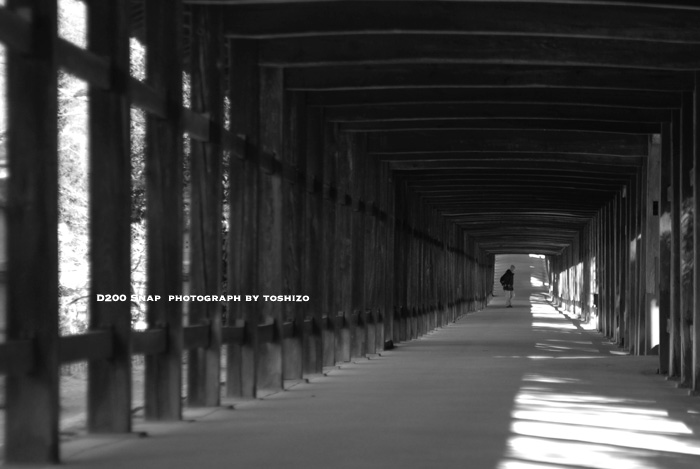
<box><xmin>342</xmin><ymin>119</ymin><xmax>660</xmax><ymax>134</ymax></box>
<box><xmin>285</xmin><ymin>65</ymin><xmax>693</xmax><ymax>92</ymax></box>
<box><xmin>260</xmin><ymin>35</ymin><xmax>700</xmax><ymax>70</ymax></box>
<box><xmin>218</xmin><ymin>2</ymin><xmax>700</xmax><ymax>41</ymax></box>
<box><xmin>306</xmin><ymin>88</ymin><xmax>682</xmax><ymax>108</ymax></box>
<box><xmin>323</xmin><ymin>103</ymin><xmax>672</xmax><ymax>123</ymax></box>
<box><xmin>368</xmin><ymin>130</ymin><xmax>648</xmax><ymax>155</ymax></box>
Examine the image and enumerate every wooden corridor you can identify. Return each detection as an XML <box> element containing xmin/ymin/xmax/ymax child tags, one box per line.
<box><xmin>1</xmin><ymin>0</ymin><xmax>700</xmax><ymax>465</ymax></box>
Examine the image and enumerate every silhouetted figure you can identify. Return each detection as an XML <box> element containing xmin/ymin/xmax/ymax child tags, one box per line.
<box><xmin>500</xmin><ymin>265</ymin><xmax>515</xmax><ymax>308</ymax></box>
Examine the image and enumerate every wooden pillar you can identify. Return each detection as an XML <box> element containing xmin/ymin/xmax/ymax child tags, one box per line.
<box><xmin>658</xmin><ymin>124</ymin><xmax>673</xmax><ymax>374</ymax></box>
<box><xmin>646</xmin><ymin>135</ymin><xmax>662</xmax><ymax>357</ymax></box>
<box><xmin>257</xmin><ymin>66</ymin><xmax>284</xmax><ymax>394</ymax></box>
<box><xmin>144</xmin><ymin>0</ymin><xmax>184</xmax><ymax>421</ymax></box>
<box><xmin>321</xmin><ymin>117</ymin><xmax>337</xmax><ymax>366</ymax></box>
<box><xmin>332</xmin><ymin>123</ymin><xmax>352</xmax><ymax>362</ymax></box>
<box><xmin>282</xmin><ymin>91</ymin><xmax>305</xmax><ymax>380</ymax></box>
<box><xmin>303</xmin><ymin>105</ymin><xmax>324</xmax><ymax>375</ymax></box>
<box><xmin>187</xmin><ymin>5</ymin><xmax>223</xmax><ymax>407</ymax></box>
<box><xmin>680</xmin><ymin>93</ymin><xmax>694</xmax><ymax>387</ymax></box>
<box><xmin>349</xmin><ymin>134</ymin><xmax>367</xmax><ymax>358</ymax></box>
<box><xmin>364</xmin><ymin>152</ymin><xmax>382</xmax><ymax>353</ymax></box>
<box><xmin>87</xmin><ymin>0</ymin><xmax>132</xmax><ymax>432</ymax></box>
<box><xmin>227</xmin><ymin>39</ymin><xmax>259</xmax><ymax>399</ymax></box>
<box><xmin>693</xmin><ymin>73</ymin><xmax>700</xmax><ymax>393</ymax></box>
<box><xmin>381</xmin><ymin>161</ymin><xmax>395</xmax><ymax>347</ymax></box>
<box><xmin>5</xmin><ymin>0</ymin><xmax>60</xmax><ymax>462</ymax></box>
<box><xmin>670</xmin><ymin>111</ymin><xmax>682</xmax><ymax>378</ymax></box>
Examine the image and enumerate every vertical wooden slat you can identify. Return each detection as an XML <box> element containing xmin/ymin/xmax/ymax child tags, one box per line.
<box><xmin>257</xmin><ymin>66</ymin><xmax>284</xmax><ymax>393</ymax></box>
<box><xmin>5</xmin><ymin>0</ymin><xmax>60</xmax><ymax>462</ymax></box>
<box><xmin>670</xmin><ymin>111</ymin><xmax>682</xmax><ymax>378</ymax></box>
<box><xmin>87</xmin><ymin>0</ymin><xmax>132</xmax><ymax>433</ymax></box>
<box><xmin>282</xmin><ymin>90</ymin><xmax>304</xmax><ymax>380</ymax></box>
<box><xmin>333</xmin><ymin>125</ymin><xmax>352</xmax><ymax>362</ymax></box>
<box><xmin>680</xmin><ymin>93</ymin><xmax>694</xmax><ymax>388</ymax></box>
<box><xmin>321</xmin><ymin>116</ymin><xmax>337</xmax><ymax>366</ymax></box>
<box><xmin>187</xmin><ymin>5</ymin><xmax>223</xmax><ymax>407</ymax></box>
<box><xmin>693</xmin><ymin>73</ymin><xmax>700</xmax><ymax>393</ymax></box>
<box><xmin>227</xmin><ymin>39</ymin><xmax>259</xmax><ymax>399</ymax></box>
<box><xmin>303</xmin><ymin>105</ymin><xmax>324</xmax><ymax>374</ymax></box>
<box><xmin>350</xmin><ymin>134</ymin><xmax>366</xmax><ymax>357</ymax></box>
<box><xmin>144</xmin><ymin>0</ymin><xmax>184</xmax><ymax>421</ymax></box>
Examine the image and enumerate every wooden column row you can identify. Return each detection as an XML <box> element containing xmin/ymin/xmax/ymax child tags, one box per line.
<box><xmin>549</xmin><ymin>75</ymin><xmax>700</xmax><ymax>398</ymax></box>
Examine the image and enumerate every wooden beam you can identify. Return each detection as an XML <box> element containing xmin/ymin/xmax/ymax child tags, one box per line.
<box><xmin>227</xmin><ymin>39</ymin><xmax>260</xmax><ymax>399</ymax></box>
<box><xmin>325</xmin><ymin>103</ymin><xmax>672</xmax><ymax>124</ymax></box>
<box><xmin>144</xmin><ymin>0</ymin><xmax>184</xmax><ymax>422</ymax></box>
<box><xmin>59</xmin><ymin>331</ymin><xmax>114</xmax><ymax>364</ymax></box>
<box><xmin>368</xmin><ymin>131</ymin><xmax>649</xmax><ymax>156</ymax></box>
<box><xmin>257</xmin><ymin>66</ymin><xmax>285</xmax><ymax>394</ymax></box>
<box><xmin>377</xmin><ymin>152</ymin><xmax>645</xmax><ymax>167</ymax></box>
<box><xmin>286</xmin><ymin>65</ymin><xmax>694</xmax><ymax>92</ymax></box>
<box><xmin>220</xmin><ymin>1</ymin><xmax>700</xmax><ymax>42</ymax></box>
<box><xmin>187</xmin><ymin>5</ymin><xmax>224</xmax><ymax>408</ymax></box>
<box><xmin>341</xmin><ymin>119</ymin><xmax>661</xmax><ymax>135</ymax></box>
<box><xmin>260</xmin><ymin>35</ymin><xmax>700</xmax><ymax>70</ymax></box>
<box><xmin>5</xmin><ymin>0</ymin><xmax>60</xmax><ymax>462</ymax></box>
<box><xmin>87</xmin><ymin>0</ymin><xmax>132</xmax><ymax>434</ymax></box>
<box><xmin>308</xmin><ymin>88</ymin><xmax>681</xmax><ymax>109</ymax></box>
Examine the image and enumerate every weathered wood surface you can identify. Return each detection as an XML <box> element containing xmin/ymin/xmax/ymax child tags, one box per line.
<box><xmin>257</xmin><ymin>66</ymin><xmax>284</xmax><ymax>393</ymax></box>
<box><xmin>227</xmin><ymin>39</ymin><xmax>259</xmax><ymax>399</ymax></box>
<box><xmin>144</xmin><ymin>0</ymin><xmax>185</xmax><ymax>421</ymax></box>
<box><xmin>5</xmin><ymin>0</ymin><xmax>60</xmax><ymax>462</ymax></box>
<box><xmin>86</xmin><ymin>0</ymin><xmax>132</xmax><ymax>434</ymax></box>
<box><xmin>259</xmin><ymin>35</ymin><xmax>700</xmax><ymax>70</ymax></box>
<box><xmin>221</xmin><ymin>1</ymin><xmax>700</xmax><ymax>42</ymax></box>
<box><xmin>187</xmin><ymin>5</ymin><xmax>224</xmax><ymax>408</ymax></box>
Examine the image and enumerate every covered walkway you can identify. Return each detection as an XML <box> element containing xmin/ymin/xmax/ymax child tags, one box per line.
<box><xmin>3</xmin><ymin>0</ymin><xmax>700</xmax><ymax>466</ymax></box>
<box><xmin>45</xmin><ymin>255</ymin><xmax>700</xmax><ymax>468</ymax></box>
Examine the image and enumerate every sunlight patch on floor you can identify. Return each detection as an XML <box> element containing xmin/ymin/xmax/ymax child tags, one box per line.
<box><xmin>497</xmin><ymin>380</ymin><xmax>700</xmax><ymax>469</ymax></box>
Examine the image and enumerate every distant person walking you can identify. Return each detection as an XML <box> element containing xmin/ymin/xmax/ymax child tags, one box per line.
<box><xmin>500</xmin><ymin>265</ymin><xmax>515</xmax><ymax>308</ymax></box>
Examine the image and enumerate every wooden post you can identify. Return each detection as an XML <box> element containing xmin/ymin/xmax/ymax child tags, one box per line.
<box><xmin>321</xmin><ymin>116</ymin><xmax>337</xmax><ymax>366</ymax></box>
<box><xmin>670</xmin><ymin>111</ymin><xmax>682</xmax><ymax>378</ymax></box>
<box><xmin>144</xmin><ymin>0</ymin><xmax>184</xmax><ymax>421</ymax></box>
<box><xmin>282</xmin><ymin>91</ymin><xmax>305</xmax><ymax>380</ymax></box>
<box><xmin>227</xmin><ymin>39</ymin><xmax>259</xmax><ymax>399</ymax></box>
<box><xmin>693</xmin><ymin>74</ymin><xmax>700</xmax><ymax>393</ymax></box>
<box><xmin>257</xmin><ymin>66</ymin><xmax>284</xmax><ymax>394</ymax></box>
<box><xmin>680</xmin><ymin>94</ymin><xmax>694</xmax><ymax>387</ymax></box>
<box><xmin>334</xmin><ymin>127</ymin><xmax>352</xmax><ymax>362</ymax></box>
<box><xmin>350</xmin><ymin>134</ymin><xmax>367</xmax><ymax>358</ymax></box>
<box><xmin>187</xmin><ymin>5</ymin><xmax>223</xmax><ymax>407</ymax></box>
<box><xmin>303</xmin><ymin>105</ymin><xmax>324</xmax><ymax>375</ymax></box>
<box><xmin>87</xmin><ymin>0</ymin><xmax>132</xmax><ymax>432</ymax></box>
<box><xmin>5</xmin><ymin>0</ymin><xmax>60</xmax><ymax>462</ymax></box>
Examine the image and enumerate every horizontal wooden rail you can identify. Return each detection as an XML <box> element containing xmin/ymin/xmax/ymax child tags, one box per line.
<box><xmin>282</xmin><ymin>320</ymin><xmax>295</xmax><ymax>339</ymax></box>
<box><xmin>56</xmin><ymin>38</ymin><xmax>111</xmax><ymax>90</ymax></box>
<box><xmin>0</xmin><ymin>6</ymin><xmax>31</xmax><ymax>54</ymax></box>
<box><xmin>182</xmin><ymin>108</ymin><xmax>211</xmax><ymax>142</ymax></box>
<box><xmin>0</xmin><ymin>339</ymin><xmax>34</xmax><ymax>375</ymax></box>
<box><xmin>258</xmin><ymin>319</ymin><xmax>276</xmax><ymax>343</ymax></box>
<box><xmin>59</xmin><ymin>330</ymin><xmax>113</xmax><ymax>364</ymax></box>
<box><xmin>222</xmin><ymin>325</ymin><xmax>245</xmax><ymax>344</ymax></box>
<box><xmin>132</xmin><ymin>329</ymin><xmax>167</xmax><ymax>355</ymax></box>
<box><xmin>303</xmin><ymin>318</ymin><xmax>314</xmax><ymax>335</ymax></box>
<box><xmin>129</xmin><ymin>77</ymin><xmax>167</xmax><ymax>118</ymax></box>
<box><xmin>183</xmin><ymin>324</ymin><xmax>210</xmax><ymax>350</ymax></box>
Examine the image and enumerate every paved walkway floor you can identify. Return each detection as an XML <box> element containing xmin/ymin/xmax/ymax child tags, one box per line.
<box><xmin>26</xmin><ymin>255</ymin><xmax>700</xmax><ymax>469</ymax></box>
